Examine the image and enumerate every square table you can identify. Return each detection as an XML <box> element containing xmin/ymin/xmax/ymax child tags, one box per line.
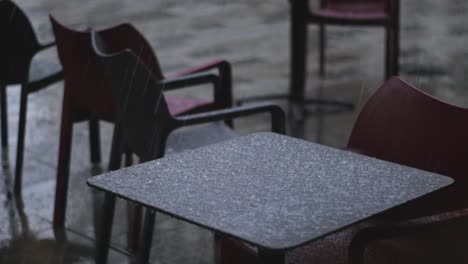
<box><xmin>88</xmin><ymin>132</ymin><xmax>452</xmax><ymax>264</ymax></box>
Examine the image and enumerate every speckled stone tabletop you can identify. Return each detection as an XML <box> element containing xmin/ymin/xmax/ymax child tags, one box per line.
<box><xmin>87</xmin><ymin>132</ymin><xmax>452</xmax><ymax>251</ymax></box>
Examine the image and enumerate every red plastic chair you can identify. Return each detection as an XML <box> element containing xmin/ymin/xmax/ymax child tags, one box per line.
<box><xmin>240</xmin><ymin>0</ymin><xmax>398</xmax><ymax>119</ymax></box>
<box><xmin>49</xmin><ymin>16</ymin><xmax>233</xmax><ymax>230</ymax></box>
<box><xmin>291</xmin><ymin>0</ymin><xmax>399</xmax><ymax>80</ymax></box>
<box><xmin>220</xmin><ymin>77</ymin><xmax>468</xmax><ymax>263</ymax></box>
<box><xmin>0</xmin><ymin>0</ymin><xmax>62</xmax><ymax>196</ymax></box>
<box><xmin>346</xmin><ymin>77</ymin><xmax>468</xmax><ymax>263</ymax></box>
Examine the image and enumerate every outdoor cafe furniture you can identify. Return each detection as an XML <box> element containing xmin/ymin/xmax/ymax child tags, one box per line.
<box><xmin>49</xmin><ymin>16</ymin><xmax>233</xmax><ymax>230</ymax></box>
<box><xmin>88</xmin><ymin>132</ymin><xmax>451</xmax><ymax>264</ymax></box>
<box><xmin>305</xmin><ymin>0</ymin><xmax>400</xmax><ymax>79</ymax></box>
<box><xmin>240</xmin><ymin>0</ymin><xmax>399</xmax><ymax>116</ymax></box>
<box><xmin>90</xmin><ymin>31</ymin><xmax>286</xmax><ymax>263</ymax></box>
<box><xmin>0</xmin><ymin>0</ymin><xmax>63</xmax><ymax>196</ymax></box>
<box><xmin>288</xmin><ymin>0</ymin><xmax>400</xmax><ymax>114</ymax></box>
<box><xmin>221</xmin><ymin>77</ymin><xmax>468</xmax><ymax>263</ymax></box>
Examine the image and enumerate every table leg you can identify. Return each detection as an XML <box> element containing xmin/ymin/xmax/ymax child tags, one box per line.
<box><xmin>95</xmin><ymin>193</ymin><xmax>116</xmax><ymax>264</ymax></box>
<box><xmin>258</xmin><ymin>248</ymin><xmax>285</xmax><ymax>264</ymax></box>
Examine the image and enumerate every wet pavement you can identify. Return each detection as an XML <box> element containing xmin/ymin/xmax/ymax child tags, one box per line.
<box><xmin>1</xmin><ymin>0</ymin><xmax>468</xmax><ymax>263</ymax></box>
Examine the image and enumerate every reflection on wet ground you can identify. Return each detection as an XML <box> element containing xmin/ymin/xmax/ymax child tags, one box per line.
<box><xmin>1</xmin><ymin>0</ymin><xmax>468</xmax><ymax>263</ymax></box>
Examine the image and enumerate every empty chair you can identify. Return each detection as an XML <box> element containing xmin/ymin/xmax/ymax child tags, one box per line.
<box><xmin>220</xmin><ymin>77</ymin><xmax>468</xmax><ymax>263</ymax></box>
<box><xmin>349</xmin><ymin>210</ymin><xmax>468</xmax><ymax>263</ymax></box>
<box><xmin>346</xmin><ymin>77</ymin><xmax>468</xmax><ymax>263</ymax></box>
<box><xmin>0</xmin><ymin>0</ymin><xmax>62</xmax><ymax>195</ymax></box>
<box><xmin>240</xmin><ymin>0</ymin><xmax>395</xmax><ymax>116</ymax></box>
<box><xmin>347</xmin><ymin>77</ymin><xmax>468</xmax><ymax>220</ymax></box>
<box><xmin>91</xmin><ymin>30</ymin><xmax>286</xmax><ymax>263</ymax></box>
<box><xmin>300</xmin><ymin>0</ymin><xmax>400</xmax><ymax>79</ymax></box>
<box><xmin>50</xmin><ymin>16</ymin><xmax>233</xmax><ymax>230</ymax></box>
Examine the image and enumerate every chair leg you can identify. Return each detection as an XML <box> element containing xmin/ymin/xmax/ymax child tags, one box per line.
<box><xmin>136</xmin><ymin>209</ymin><xmax>156</xmax><ymax>264</ymax></box>
<box><xmin>14</xmin><ymin>84</ymin><xmax>28</xmax><ymax>196</ymax></box>
<box><xmin>108</xmin><ymin>124</ymin><xmax>123</xmax><ymax>171</ymax></box>
<box><xmin>384</xmin><ymin>27</ymin><xmax>390</xmax><ymax>79</ymax></box>
<box><xmin>95</xmin><ymin>193</ymin><xmax>116</xmax><ymax>264</ymax></box>
<box><xmin>94</xmin><ymin>126</ymin><xmax>123</xmax><ymax>264</ymax></box>
<box><xmin>319</xmin><ymin>24</ymin><xmax>326</xmax><ymax>78</ymax></box>
<box><xmin>219</xmin><ymin>62</ymin><xmax>233</xmax><ymax>128</ymax></box>
<box><xmin>127</xmin><ymin>202</ymin><xmax>142</xmax><ymax>253</ymax></box>
<box><xmin>124</xmin><ymin>150</ymin><xmax>133</xmax><ymax>167</ymax></box>
<box><xmin>53</xmin><ymin>108</ymin><xmax>74</xmax><ymax>229</ymax></box>
<box><xmin>1</xmin><ymin>85</ymin><xmax>8</xmax><ymax>152</ymax></box>
<box><xmin>391</xmin><ymin>26</ymin><xmax>400</xmax><ymax>76</ymax></box>
<box><xmin>289</xmin><ymin>0</ymin><xmax>308</xmax><ymax>118</ymax></box>
<box><xmin>124</xmin><ymin>150</ymin><xmax>142</xmax><ymax>254</ymax></box>
<box><xmin>89</xmin><ymin>118</ymin><xmax>101</xmax><ymax>164</ymax></box>
<box><xmin>385</xmin><ymin>26</ymin><xmax>398</xmax><ymax>80</ymax></box>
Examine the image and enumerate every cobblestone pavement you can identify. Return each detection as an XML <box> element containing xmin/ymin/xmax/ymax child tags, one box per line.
<box><xmin>1</xmin><ymin>0</ymin><xmax>468</xmax><ymax>263</ymax></box>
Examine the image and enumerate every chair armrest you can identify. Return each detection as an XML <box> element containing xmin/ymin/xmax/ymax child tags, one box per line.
<box><xmin>348</xmin><ymin>209</ymin><xmax>468</xmax><ymax>264</ymax></box>
<box><xmin>159</xmin><ymin>71</ymin><xmax>231</xmax><ymax>110</ymax></box>
<box><xmin>170</xmin><ymin>59</ymin><xmax>232</xmax><ymax>109</ymax></box>
<box><xmin>175</xmin><ymin>103</ymin><xmax>286</xmax><ymax>134</ymax></box>
<box><xmin>38</xmin><ymin>41</ymin><xmax>56</xmax><ymax>52</ymax></box>
<box><xmin>158</xmin><ymin>72</ymin><xmax>219</xmax><ymax>91</ymax></box>
<box><xmin>172</xmin><ymin>59</ymin><xmax>229</xmax><ymax>77</ymax></box>
<box><xmin>28</xmin><ymin>70</ymin><xmax>63</xmax><ymax>92</ymax></box>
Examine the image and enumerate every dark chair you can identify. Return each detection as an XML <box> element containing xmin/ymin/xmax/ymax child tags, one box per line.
<box><xmin>347</xmin><ymin>77</ymin><xmax>468</xmax><ymax>220</ymax></box>
<box><xmin>49</xmin><ymin>16</ymin><xmax>233</xmax><ymax>230</ymax></box>
<box><xmin>306</xmin><ymin>0</ymin><xmax>400</xmax><ymax>79</ymax></box>
<box><xmin>0</xmin><ymin>0</ymin><xmax>62</xmax><ymax>195</ymax></box>
<box><xmin>243</xmin><ymin>0</ymin><xmax>399</xmax><ymax>115</ymax></box>
<box><xmin>289</xmin><ymin>0</ymin><xmax>399</xmax><ymax>116</ymax></box>
<box><xmin>348</xmin><ymin>209</ymin><xmax>468</xmax><ymax>264</ymax></box>
<box><xmin>243</xmin><ymin>0</ymin><xmax>404</xmax><ymax>117</ymax></box>
<box><xmin>346</xmin><ymin>77</ymin><xmax>468</xmax><ymax>263</ymax></box>
<box><xmin>91</xmin><ymin>29</ymin><xmax>286</xmax><ymax>264</ymax></box>
<box><xmin>220</xmin><ymin>77</ymin><xmax>468</xmax><ymax>263</ymax></box>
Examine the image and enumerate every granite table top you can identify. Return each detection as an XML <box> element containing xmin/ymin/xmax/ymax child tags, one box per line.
<box><xmin>87</xmin><ymin>132</ymin><xmax>453</xmax><ymax>250</ymax></box>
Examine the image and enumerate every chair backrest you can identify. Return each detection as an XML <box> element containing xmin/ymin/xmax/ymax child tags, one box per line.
<box><xmin>321</xmin><ymin>0</ymin><xmax>386</xmax><ymax>6</ymax></box>
<box><xmin>92</xmin><ymin>31</ymin><xmax>174</xmax><ymax>166</ymax></box>
<box><xmin>320</xmin><ymin>0</ymin><xmax>395</xmax><ymax>14</ymax></box>
<box><xmin>348</xmin><ymin>77</ymin><xmax>468</xmax><ymax>218</ymax></box>
<box><xmin>0</xmin><ymin>0</ymin><xmax>40</xmax><ymax>83</ymax></box>
<box><xmin>50</xmin><ymin>16</ymin><xmax>164</xmax><ymax>121</ymax></box>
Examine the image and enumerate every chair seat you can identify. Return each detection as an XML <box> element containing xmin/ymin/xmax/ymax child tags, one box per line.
<box><xmin>166</xmin><ymin>95</ymin><xmax>212</xmax><ymax>116</ymax></box>
<box><xmin>165</xmin><ymin>121</ymin><xmax>238</xmax><ymax>155</ymax></box>
<box><xmin>310</xmin><ymin>2</ymin><xmax>388</xmax><ymax>23</ymax></box>
<box><xmin>221</xmin><ymin>212</ymin><xmax>468</xmax><ymax>264</ymax></box>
